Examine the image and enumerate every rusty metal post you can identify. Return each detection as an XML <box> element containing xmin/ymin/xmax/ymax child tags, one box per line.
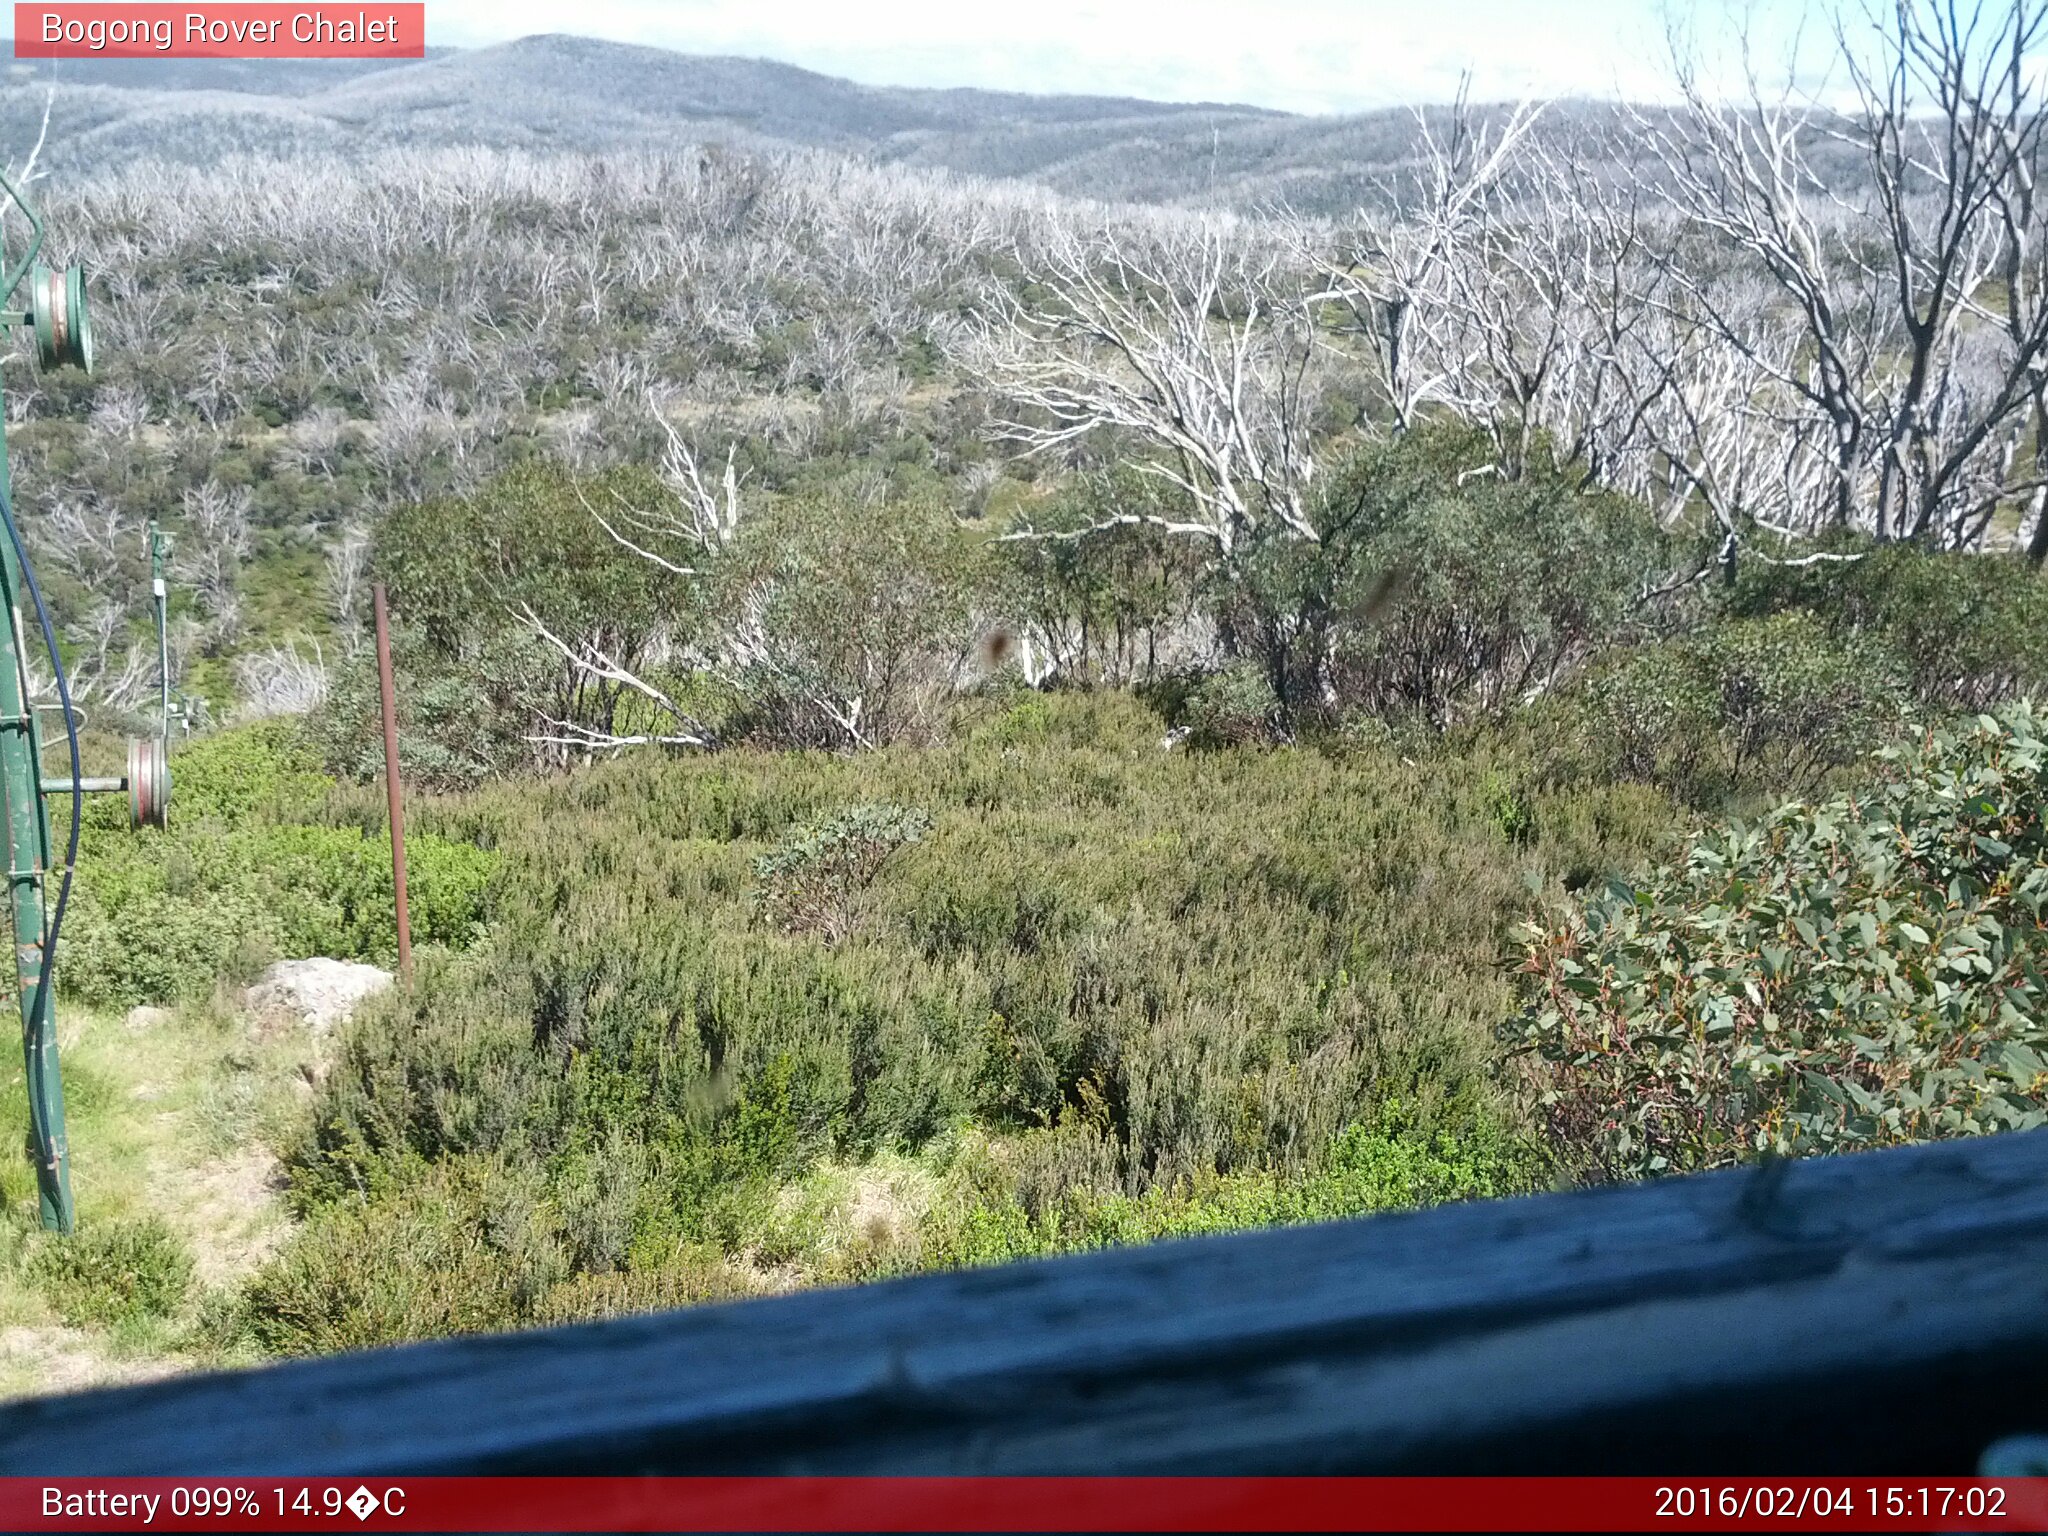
<box><xmin>372</xmin><ymin>583</ymin><xmax>412</xmax><ymax>981</ymax></box>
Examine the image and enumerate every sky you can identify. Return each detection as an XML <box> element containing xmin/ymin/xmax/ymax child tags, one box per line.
<box><xmin>425</xmin><ymin>0</ymin><xmax>1837</xmax><ymax>115</ymax></box>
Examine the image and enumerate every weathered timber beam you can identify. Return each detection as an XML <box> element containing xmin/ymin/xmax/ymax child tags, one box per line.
<box><xmin>2</xmin><ymin>1129</ymin><xmax>2045</xmax><ymax>1475</ymax></box>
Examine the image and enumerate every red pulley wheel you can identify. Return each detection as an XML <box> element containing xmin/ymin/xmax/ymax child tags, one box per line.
<box><xmin>127</xmin><ymin>736</ymin><xmax>168</xmax><ymax>830</ymax></box>
<box><xmin>30</xmin><ymin>262</ymin><xmax>92</xmax><ymax>374</ymax></box>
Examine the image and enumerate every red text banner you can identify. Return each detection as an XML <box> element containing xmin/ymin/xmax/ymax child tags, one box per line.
<box><xmin>3</xmin><ymin>1477</ymin><xmax>2048</xmax><ymax>1532</ymax></box>
<box><xmin>14</xmin><ymin>5</ymin><xmax>425</xmax><ymax>59</ymax></box>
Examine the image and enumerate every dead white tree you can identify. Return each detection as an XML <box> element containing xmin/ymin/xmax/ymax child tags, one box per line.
<box><xmin>1642</xmin><ymin>0</ymin><xmax>2048</xmax><ymax>549</ymax></box>
<box><xmin>234</xmin><ymin>641</ymin><xmax>330</xmax><ymax>718</ymax></box>
<box><xmin>516</xmin><ymin>602</ymin><xmax>717</xmax><ymax>761</ymax></box>
<box><xmin>64</xmin><ymin>599</ymin><xmax>153</xmax><ymax>713</ymax></box>
<box><xmin>325</xmin><ymin>521</ymin><xmax>371</xmax><ymax>653</ymax></box>
<box><xmin>1</xmin><ymin>89</ymin><xmax>53</xmax><ymax>227</ymax></box>
<box><xmin>40</xmin><ymin>494</ymin><xmax>135</xmax><ymax>596</ymax></box>
<box><xmin>1630</xmin><ymin>290</ymin><xmax>1837</xmax><ymax>573</ymax></box>
<box><xmin>978</xmin><ymin>219</ymin><xmax>1326</xmax><ymax>557</ymax></box>
<box><xmin>509</xmin><ymin>402</ymin><xmax>747</xmax><ymax>760</ymax></box>
<box><xmin>1427</xmin><ymin>116</ymin><xmax>1683</xmax><ymax>484</ymax></box>
<box><xmin>1844</xmin><ymin>0</ymin><xmax>2048</xmax><ymax>545</ymax></box>
<box><xmin>567</xmin><ymin>399</ymin><xmax>744</xmax><ymax>581</ymax></box>
<box><xmin>177</xmin><ymin>480</ymin><xmax>252</xmax><ymax>648</ymax></box>
<box><xmin>1309</xmin><ymin>82</ymin><xmax>1546</xmax><ymax>437</ymax></box>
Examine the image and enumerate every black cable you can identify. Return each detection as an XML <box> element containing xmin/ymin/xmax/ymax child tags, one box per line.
<box><xmin>0</xmin><ymin>475</ymin><xmax>80</xmax><ymax>1188</ymax></box>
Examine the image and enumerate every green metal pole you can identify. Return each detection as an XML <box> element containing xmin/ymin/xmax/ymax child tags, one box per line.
<box><xmin>149</xmin><ymin>522</ymin><xmax>170</xmax><ymax>741</ymax></box>
<box><xmin>0</xmin><ymin>413</ymin><xmax>69</xmax><ymax>1232</ymax></box>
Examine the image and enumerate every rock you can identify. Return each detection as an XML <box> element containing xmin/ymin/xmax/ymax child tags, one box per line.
<box><xmin>124</xmin><ymin>1005</ymin><xmax>173</xmax><ymax>1033</ymax></box>
<box><xmin>243</xmin><ymin>958</ymin><xmax>394</xmax><ymax>1035</ymax></box>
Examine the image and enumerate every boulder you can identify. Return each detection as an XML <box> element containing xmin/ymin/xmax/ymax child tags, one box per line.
<box><xmin>123</xmin><ymin>1005</ymin><xmax>173</xmax><ymax>1033</ymax></box>
<box><xmin>243</xmin><ymin>958</ymin><xmax>394</xmax><ymax>1035</ymax></box>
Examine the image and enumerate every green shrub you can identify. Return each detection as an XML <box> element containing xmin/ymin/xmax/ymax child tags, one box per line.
<box><xmin>1182</xmin><ymin>662</ymin><xmax>1286</xmax><ymax>747</ymax></box>
<box><xmin>752</xmin><ymin>803</ymin><xmax>932</xmax><ymax>943</ymax></box>
<box><xmin>972</xmin><ymin>693</ymin><xmax>1058</xmax><ymax>747</ymax></box>
<box><xmin>714</xmin><ymin>492</ymin><xmax>990</xmax><ymax>749</ymax></box>
<box><xmin>64</xmin><ymin>821</ymin><xmax>496</xmax><ymax>1006</ymax></box>
<box><xmin>1482</xmin><ymin>769</ymin><xmax>1537</xmax><ymax>844</ymax></box>
<box><xmin>156</xmin><ymin>719</ymin><xmax>329</xmax><ymax>830</ymax></box>
<box><xmin>1579</xmin><ymin>613</ymin><xmax>1910</xmax><ymax>802</ymax></box>
<box><xmin>1511</xmin><ymin>704</ymin><xmax>2048</xmax><ymax>1183</ymax></box>
<box><xmin>231</xmin><ymin>1159</ymin><xmax>568</xmax><ymax>1355</ymax></box>
<box><xmin>285</xmin><ymin>696</ymin><xmax>1676</xmax><ymax>1272</ymax></box>
<box><xmin>62</xmin><ymin>884</ymin><xmax>288</xmax><ymax>1008</ymax></box>
<box><xmin>994</xmin><ymin>469</ymin><xmax>1209</xmax><ymax>688</ymax></box>
<box><xmin>531</xmin><ymin>1259</ymin><xmax>751</xmax><ymax>1326</ymax></box>
<box><xmin>344</xmin><ymin>462</ymin><xmax>705</xmax><ymax>784</ymax></box>
<box><xmin>31</xmin><ymin>1217</ymin><xmax>194</xmax><ymax>1327</ymax></box>
<box><xmin>64</xmin><ymin>721</ymin><xmax>498</xmax><ymax>1006</ymax></box>
<box><xmin>309</xmin><ymin>627</ymin><xmax>536</xmax><ymax>791</ymax></box>
<box><xmin>1724</xmin><ymin>544</ymin><xmax>2048</xmax><ymax>710</ymax></box>
<box><xmin>926</xmin><ymin>1103</ymin><xmax>1536</xmax><ymax>1268</ymax></box>
<box><xmin>1228</xmin><ymin>423</ymin><xmax>1673</xmax><ymax>726</ymax></box>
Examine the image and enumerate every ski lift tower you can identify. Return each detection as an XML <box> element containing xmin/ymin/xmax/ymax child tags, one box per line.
<box><xmin>0</xmin><ymin>166</ymin><xmax>169</xmax><ymax>1233</ymax></box>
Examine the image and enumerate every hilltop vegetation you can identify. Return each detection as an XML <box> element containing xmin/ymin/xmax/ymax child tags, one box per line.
<box><xmin>27</xmin><ymin>418</ymin><xmax>2048</xmax><ymax>1354</ymax></box>
<box><xmin>0</xmin><ymin>3</ymin><xmax>2044</xmax><ymax>1382</ymax></box>
<box><xmin>2</xmin><ymin>34</ymin><xmax>1417</xmax><ymax>212</ymax></box>
<box><xmin>22</xmin><ymin>586</ymin><xmax>2046</xmax><ymax>1358</ymax></box>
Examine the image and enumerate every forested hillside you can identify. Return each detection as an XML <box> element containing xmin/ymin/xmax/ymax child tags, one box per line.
<box><xmin>1</xmin><ymin>35</ymin><xmax>1356</xmax><ymax>207</ymax></box>
<box><xmin>0</xmin><ymin>6</ymin><xmax>2043</xmax><ymax>1385</ymax></box>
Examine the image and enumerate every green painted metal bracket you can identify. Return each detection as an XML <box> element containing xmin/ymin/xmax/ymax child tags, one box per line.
<box><xmin>0</xmin><ymin>414</ymin><xmax>69</xmax><ymax>1232</ymax></box>
<box><xmin>0</xmin><ymin>169</ymin><xmax>77</xmax><ymax>1232</ymax></box>
<box><xmin>0</xmin><ymin>168</ymin><xmax>45</xmax><ymax>303</ymax></box>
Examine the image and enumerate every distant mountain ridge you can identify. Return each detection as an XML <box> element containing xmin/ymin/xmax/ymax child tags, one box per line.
<box><xmin>0</xmin><ymin>32</ymin><xmax>1454</xmax><ymax>211</ymax></box>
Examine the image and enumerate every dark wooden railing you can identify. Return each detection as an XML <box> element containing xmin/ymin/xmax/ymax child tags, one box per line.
<box><xmin>2</xmin><ymin>1129</ymin><xmax>2044</xmax><ymax>1475</ymax></box>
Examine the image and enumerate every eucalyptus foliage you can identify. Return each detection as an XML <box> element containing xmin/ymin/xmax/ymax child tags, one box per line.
<box><xmin>1513</xmin><ymin>705</ymin><xmax>2048</xmax><ymax>1181</ymax></box>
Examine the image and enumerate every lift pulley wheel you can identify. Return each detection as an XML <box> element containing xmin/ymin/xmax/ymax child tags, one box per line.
<box><xmin>30</xmin><ymin>263</ymin><xmax>91</xmax><ymax>374</ymax></box>
<box><xmin>126</xmin><ymin>736</ymin><xmax>167</xmax><ymax>830</ymax></box>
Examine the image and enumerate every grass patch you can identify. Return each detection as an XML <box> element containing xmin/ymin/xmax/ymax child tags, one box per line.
<box><xmin>0</xmin><ymin>999</ymin><xmax>315</xmax><ymax>1394</ymax></box>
